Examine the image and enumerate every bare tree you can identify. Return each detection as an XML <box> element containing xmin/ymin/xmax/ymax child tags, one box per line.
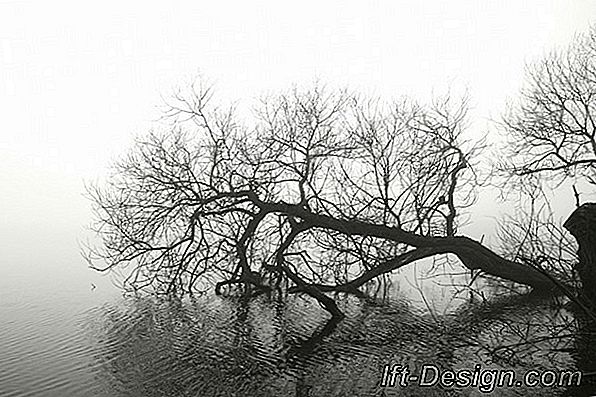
<box><xmin>496</xmin><ymin>26</ymin><xmax>596</xmax><ymax>308</ymax></box>
<box><xmin>84</xmin><ymin>28</ymin><xmax>596</xmax><ymax>320</ymax></box>
<box><xmin>500</xmin><ymin>26</ymin><xmax>596</xmax><ymax>187</ymax></box>
<box><xmin>85</xmin><ymin>78</ymin><xmax>566</xmax><ymax>319</ymax></box>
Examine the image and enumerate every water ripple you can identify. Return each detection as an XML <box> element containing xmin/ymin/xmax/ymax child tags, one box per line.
<box><xmin>0</xmin><ymin>284</ymin><xmax>580</xmax><ymax>396</ymax></box>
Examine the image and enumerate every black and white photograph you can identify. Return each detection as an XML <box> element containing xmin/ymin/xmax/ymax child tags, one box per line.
<box><xmin>1</xmin><ymin>1</ymin><xmax>596</xmax><ymax>396</ymax></box>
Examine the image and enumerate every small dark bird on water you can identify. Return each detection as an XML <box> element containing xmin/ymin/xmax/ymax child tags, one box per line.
<box><xmin>91</xmin><ymin>283</ymin><xmax>96</xmax><ymax>291</ymax></box>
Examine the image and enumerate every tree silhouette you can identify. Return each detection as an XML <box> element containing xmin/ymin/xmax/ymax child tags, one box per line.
<box><xmin>501</xmin><ymin>27</ymin><xmax>596</xmax><ymax>186</ymax></box>
<box><xmin>86</xmin><ymin>27</ymin><xmax>596</xmax><ymax>320</ymax></box>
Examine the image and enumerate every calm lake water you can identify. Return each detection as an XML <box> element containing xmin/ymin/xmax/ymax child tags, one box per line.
<box><xmin>0</xmin><ymin>259</ymin><xmax>590</xmax><ymax>396</ymax></box>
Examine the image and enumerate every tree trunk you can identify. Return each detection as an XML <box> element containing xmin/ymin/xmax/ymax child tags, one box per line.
<box><xmin>260</xmin><ymin>200</ymin><xmax>558</xmax><ymax>291</ymax></box>
<box><xmin>563</xmin><ymin>203</ymin><xmax>596</xmax><ymax>394</ymax></box>
<box><xmin>563</xmin><ymin>203</ymin><xmax>596</xmax><ymax>305</ymax></box>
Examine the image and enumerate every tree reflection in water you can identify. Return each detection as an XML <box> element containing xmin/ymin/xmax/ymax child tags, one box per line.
<box><xmin>84</xmin><ymin>289</ymin><xmax>582</xmax><ymax>397</ymax></box>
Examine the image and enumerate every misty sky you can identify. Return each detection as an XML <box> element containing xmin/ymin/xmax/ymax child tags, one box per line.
<box><xmin>1</xmin><ymin>1</ymin><xmax>595</xmax><ymax>284</ymax></box>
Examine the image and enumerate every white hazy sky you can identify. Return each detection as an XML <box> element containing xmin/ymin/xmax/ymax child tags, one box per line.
<box><xmin>1</xmin><ymin>1</ymin><xmax>595</xmax><ymax>280</ymax></box>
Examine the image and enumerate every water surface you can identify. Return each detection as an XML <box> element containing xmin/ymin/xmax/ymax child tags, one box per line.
<box><xmin>0</xmin><ymin>260</ymin><xmax>584</xmax><ymax>396</ymax></box>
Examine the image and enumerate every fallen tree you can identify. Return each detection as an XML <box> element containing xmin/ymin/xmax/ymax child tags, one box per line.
<box><xmin>84</xmin><ymin>84</ymin><xmax>567</xmax><ymax>319</ymax></box>
<box><xmin>86</xmin><ymin>27</ymin><xmax>596</xmax><ymax>319</ymax></box>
